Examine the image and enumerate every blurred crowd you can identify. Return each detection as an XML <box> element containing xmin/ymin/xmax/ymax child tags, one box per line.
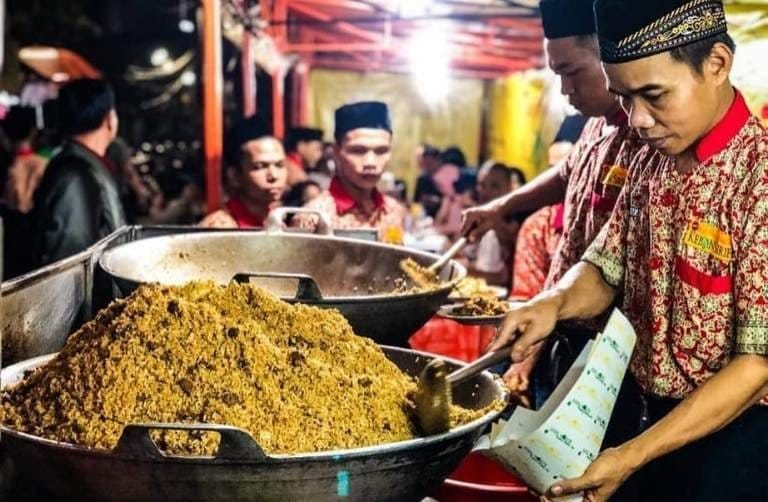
<box><xmin>0</xmin><ymin>78</ymin><xmax>585</xmax><ymax>292</ymax></box>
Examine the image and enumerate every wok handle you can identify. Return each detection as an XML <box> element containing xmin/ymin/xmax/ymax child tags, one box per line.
<box><xmin>447</xmin><ymin>343</ymin><xmax>513</xmax><ymax>386</ymax></box>
<box><xmin>113</xmin><ymin>423</ymin><xmax>270</xmax><ymax>461</ymax></box>
<box><xmin>232</xmin><ymin>272</ymin><xmax>324</xmax><ymax>301</ymax></box>
<box><xmin>264</xmin><ymin>207</ymin><xmax>333</xmax><ymax>236</ymax></box>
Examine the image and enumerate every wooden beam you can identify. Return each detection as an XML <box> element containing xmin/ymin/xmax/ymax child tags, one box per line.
<box><xmin>288</xmin><ymin>1</ymin><xmax>386</xmax><ymax>43</ymax></box>
<box><xmin>292</xmin><ymin>0</ymin><xmax>377</xmax><ymax>12</ymax></box>
<box><xmin>308</xmin><ymin>56</ymin><xmax>520</xmax><ymax>80</ymax></box>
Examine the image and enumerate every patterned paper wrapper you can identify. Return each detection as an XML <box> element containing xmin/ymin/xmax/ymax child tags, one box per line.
<box><xmin>474</xmin><ymin>309</ymin><xmax>637</xmax><ymax>501</ymax></box>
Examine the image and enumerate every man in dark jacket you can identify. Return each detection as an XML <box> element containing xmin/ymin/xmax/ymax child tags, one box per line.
<box><xmin>30</xmin><ymin>79</ymin><xmax>125</xmax><ymax>268</ymax></box>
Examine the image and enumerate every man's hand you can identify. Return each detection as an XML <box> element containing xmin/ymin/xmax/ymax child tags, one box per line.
<box><xmin>502</xmin><ymin>345</ymin><xmax>544</xmax><ymax>408</ymax></box>
<box><xmin>546</xmin><ymin>446</ymin><xmax>641</xmax><ymax>502</ymax></box>
<box><xmin>460</xmin><ymin>200</ymin><xmax>506</xmax><ymax>242</ymax></box>
<box><xmin>490</xmin><ymin>293</ymin><xmax>562</xmax><ymax>363</ymax></box>
<box><xmin>503</xmin><ymin>361</ymin><xmax>532</xmax><ymax>408</ymax></box>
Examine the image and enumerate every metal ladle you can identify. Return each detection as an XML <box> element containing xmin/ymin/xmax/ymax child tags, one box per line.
<box><xmin>414</xmin><ymin>342</ymin><xmax>512</xmax><ymax>436</ymax></box>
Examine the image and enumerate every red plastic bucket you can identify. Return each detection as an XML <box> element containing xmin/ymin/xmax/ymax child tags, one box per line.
<box><xmin>433</xmin><ymin>452</ymin><xmax>536</xmax><ymax>502</ymax></box>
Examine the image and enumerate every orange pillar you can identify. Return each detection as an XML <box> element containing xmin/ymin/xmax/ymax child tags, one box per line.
<box><xmin>272</xmin><ymin>70</ymin><xmax>285</xmax><ymax>140</ymax></box>
<box><xmin>272</xmin><ymin>0</ymin><xmax>287</xmax><ymax>138</ymax></box>
<box><xmin>202</xmin><ymin>0</ymin><xmax>224</xmax><ymax>212</ymax></box>
<box><xmin>241</xmin><ymin>32</ymin><xmax>257</xmax><ymax>117</ymax></box>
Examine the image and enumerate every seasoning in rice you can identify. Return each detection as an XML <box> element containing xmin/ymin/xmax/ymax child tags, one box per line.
<box><xmin>1</xmin><ymin>282</ymin><xmax>499</xmax><ymax>455</ymax></box>
<box><xmin>454</xmin><ymin>296</ymin><xmax>510</xmax><ymax>317</ymax></box>
<box><xmin>398</xmin><ymin>258</ymin><xmax>440</xmax><ymax>290</ymax></box>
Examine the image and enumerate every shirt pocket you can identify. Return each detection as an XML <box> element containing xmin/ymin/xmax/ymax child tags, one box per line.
<box><xmin>674</xmin><ymin>256</ymin><xmax>732</xmax><ymax>295</ymax></box>
<box><xmin>671</xmin><ymin>255</ymin><xmax>733</xmax><ymax>372</ymax></box>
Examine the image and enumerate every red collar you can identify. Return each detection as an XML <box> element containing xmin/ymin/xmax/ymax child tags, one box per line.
<box><xmin>287</xmin><ymin>152</ymin><xmax>304</xmax><ymax>170</ymax></box>
<box><xmin>329</xmin><ymin>177</ymin><xmax>385</xmax><ymax>215</ymax></box>
<box><xmin>226</xmin><ymin>198</ymin><xmax>266</xmax><ymax>228</ymax></box>
<box><xmin>695</xmin><ymin>89</ymin><xmax>751</xmax><ymax>163</ymax></box>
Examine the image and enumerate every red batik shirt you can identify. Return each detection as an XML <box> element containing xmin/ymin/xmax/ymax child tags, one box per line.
<box><xmin>199</xmin><ymin>198</ymin><xmax>266</xmax><ymax>229</ymax></box>
<box><xmin>296</xmin><ymin>177</ymin><xmax>407</xmax><ymax>238</ymax></box>
<box><xmin>545</xmin><ymin>112</ymin><xmax>643</xmax><ymax>291</ymax></box>
<box><xmin>510</xmin><ymin>204</ymin><xmax>564</xmax><ymax>301</ymax></box>
<box><xmin>584</xmin><ymin>90</ymin><xmax>768</xmax><ymax>399</ymax></box>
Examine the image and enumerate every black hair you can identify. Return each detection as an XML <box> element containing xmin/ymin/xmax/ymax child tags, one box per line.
<box><xmin>285</xmin><ymin>135</ymin><xmax>300</xmax><ymax>153</ymax></box>
<box><xmin>421</xmin><ymin>144</ymin><xmax>442</xmax><ymax>159</ymax></box>
<box><xmin>670</xmin><ymin>33</ymin><xmax>736</xmax><ymax>75</ymax></box>
<box><xmin>225</xmin><ymin>115</ymin><xmax>273</xmax><ymax>166</ymax></box>
<box><xmin>508</xmin><ymin>166</ymin><xmax>527</xmax><ymax>185</ymax></box>
<box><xmin>2</xmin><ymin>106</ymin><xmax>37</xmax><ymax>142</ymax></box>
<box><xmin>454</xmin><ymin>170</ymin><xmax>477</xmax><ymax>194</ymax></box>
<box><xmin>576</xmin><ymin>33</ymin><xmax>599</xmax><ymax>52</ymax></box>
<box><xmin>483</xmin><ymin>163</ymin><xmax>527</xmax><ymax>186</ymax></box>
<box><xmin>57</xmin><ymin>79</ymin><xmax>115</xmax><ymax>136</ymax></box>
<box><xmin>283</xmin><ymin>180</ymin><xmax>321</xmax><ymax>208</ymax></box>
<box><xmin>285</xmin><ymin>128</ymin><xmax>323</xmax><ymax>152</ymax></box>
<box><xmin>485</xmin><ymin>162</ymin><xmax>511</xmax><ymax>180</ymax></box>
<box><xmin>441</xmin><ymin>146</ymin><xmax>467</xmax><ymax>168</ymax></box>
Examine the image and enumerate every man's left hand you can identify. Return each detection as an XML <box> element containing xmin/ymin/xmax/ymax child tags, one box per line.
<box><xmin>545</xmin><ymin>447</ymin><xmax>641</xmax><ymax>502</ymax></box>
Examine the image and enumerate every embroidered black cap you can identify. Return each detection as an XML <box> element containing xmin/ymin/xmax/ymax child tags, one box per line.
<box><xmin>594</xmin><ymin>0</ymin><xmax>728</xmax><ymax>64</ymax></box>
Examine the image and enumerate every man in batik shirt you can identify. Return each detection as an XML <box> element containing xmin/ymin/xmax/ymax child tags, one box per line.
<box><xmin>462</xmin><ymin>0</ymin><xmax>644</xmax><ymax>404</ymax></box>
<box><xmin>492</xmin><ymin>1</ymin><xmax>768</xmax><ymax>500</ymax></box>
<box><xmin>295</xmin><ymin>101</ymin><xmax>406</xmax><ymax>240</ymax></box>
<box><xmin>509</xmin><ymin>205</ymin><xmax>564</xmax><ymax>303</ymax></box>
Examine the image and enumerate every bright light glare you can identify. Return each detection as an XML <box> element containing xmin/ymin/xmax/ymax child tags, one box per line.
<box><xmin>51</xmin><ymin>72</ymin><xmax>70</xmax><ymax>83</ymax></box>
<box><xmin>150</xmin><ymin>48</ymin><xmax>170</xmax><ymax>67</ymax></box>
<box><xmin>407</xmin><ymin>23</ymin><xmax>453</xmax><ymax>105</ymax></box>
<box><xmin>396</xmin><ymin>0</ymin><xmax>432</xmax><ymax>18</ymax></box>
<box><xmin>179</xmin><ymin>19</ymin><xmax>195</xmax><ymax>33</ymax></box>
<box><xmin>181</xmin><ymin>70</ymin><xmax>196</xmax><ymax>86</ymax></box>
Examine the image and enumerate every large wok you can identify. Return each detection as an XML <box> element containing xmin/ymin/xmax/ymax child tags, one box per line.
<box><xmin>98</xmin><ymin>232</ymin><xmax>465</xmax><ymax>346</ymax></box>
<box><xmin>0</xmin><ymin>347</ymin><xmax>507</xmax><ymax>502</ymax></box>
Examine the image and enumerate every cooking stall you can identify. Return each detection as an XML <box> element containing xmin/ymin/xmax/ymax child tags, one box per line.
<box><xmin>0</xmin><ymin>226</ymin><xmax>509</xmax><ymax>501</ymax></box>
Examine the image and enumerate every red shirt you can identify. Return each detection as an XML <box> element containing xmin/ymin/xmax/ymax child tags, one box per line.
<box><xmin>584</xmin><ymin>90</ymin><xmax>768</xmax><ymax>399</ymax></box>
<box><xmin>199</xmin><ymin>198</ymin><xmax>266</xmax><ymax>229</ymax></box>
<box><xmin>509</xmin><ymin>205</ymin><xmax>564</xmax><ymax>301</ymax></box>
<box><xmin>226</xmin><ymin>198</ymin><xmax>265</xmax><ymax>228</ymax></box>
<box><xmin>295</xmin><ymin>177</ymin><xmax>407</xmax><ymax>238</ymax></box>
<box><xmin>545</xmin><ymin>112</ymin><xmax>643</xmax><ymax>287</ymax></box>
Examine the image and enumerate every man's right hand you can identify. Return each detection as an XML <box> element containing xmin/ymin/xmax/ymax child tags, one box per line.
<box><xmin>490</xmin><ymin>293</ymin><xmax>562</xmax><ymax>363</ymax></box>
<box><xmin>461</xmin><ymin>200</ymin><xmax>506</xmax><ymax>242</ymax></box>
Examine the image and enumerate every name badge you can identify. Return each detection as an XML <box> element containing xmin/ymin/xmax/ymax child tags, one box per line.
<box><xmin>602</xmin><ymin>165</ymin><xmax>629</xmax><ymax>188</ymax></box>
<box><xmin>682</xmin><ymin>220</ymin><xmax>732</xmax><ymax>263</ymax></box>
